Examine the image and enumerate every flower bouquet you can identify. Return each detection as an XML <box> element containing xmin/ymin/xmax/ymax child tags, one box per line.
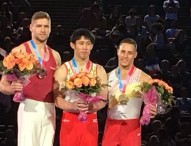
<box><xmin>140</xmin><ymin>79</ymin><xmax>173</xmax><ymax>125</ymax></box>
<box><xmin>0</xmin><ymin>51</ymin><xmax>41</xmax><ymax>102</ymax></box>
<box><xmin>64</xmin><ymin>72</ymin><xmax>107</xmax><ymax>121</ymax></box>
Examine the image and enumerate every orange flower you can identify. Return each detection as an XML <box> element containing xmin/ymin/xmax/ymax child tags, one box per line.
<box><xmin>0</xmin><ymin>50</ymin><xmax>41</xmax><ymax>78</ymax></box>
<box><xmin>27</xmin><ymin>54</ymin><xmax>37</xmax><ymax>64</ymax></box>
<box><xmin>90</xmin><ymin>78</ymin><xmax>97</xmax><ymax>86</ymax></box>
<box><xmin>82</xmin><ymin>75</ymin><xmax>90</xmax><ymax>86</ymax></box>
<box><xmin>18</xmin><ymin>58</ymin><xmax>32</xmax><ymax>71</ymax></box>
<box><xmin>153</xmin><ymin>79</ymin><xmax>160</xmax><ymax>83</ymax></box>
<box><xmin>69</xmin><ymin>74</ymin><xmax>77</xmax><ymax>82</ymax></box>
<box><xmin>3</xmin><ymin>54</ymin><xmax>16</xmax><ymax>69</ymax></box>
<box><xmin>142</xmin><ymin>79</ymin><xmax>174</xmax><ymax>106</ymax></box>
<box><xmin>157</xmin><ymin>80</ymin><xmax>163</xmax><ymax>86</ymax></box>
<box><xmin>76</xmin><ymin>72</ymin><xmax>86</xmax><ymax>78</ymax></box>
<box><xmin>166</xmin><ymin>86</ymin><xmax>173</xmax><ymax>93</ymax></box>
<box><xmin>14</xmin><ymin>51</ymin><xmax>25</xmax><ymax>59</ymax></box>
<box><xmin>63</xmin><ymin>71</ymin><xmax>108</xmax><ymax>95</ymax></box>
<box><xmin>86</xmin><ymin>73</ymin><xmax>94</xmax><ymax>79</ymax></box>
<box><xmin>66</xmin><ymin>81</ymin><xmax>75</xmax><ymax>89</ymax></box>
<box><xmin>148</xmin><ymin>79</ymin><xmax>154</xmax><ymax>84</ymax></box>
<box><xmin>74</xmin><ymin>78</ymin><xmax>82</xmax><ymax>88</ymax></box>
<box><xmin>15</xmin><ymin>57</ymin><xmax>22</xmax><ymax>65</ymax></box>
<box><xmin>161</xmin><ymin>82</ymin><xmax>168</xmax><ymax>88</ymax></box>
<box><xmin>26</xmin><ymin>62</ymin><xmax>34</xmax><ymax>70</ymax></box>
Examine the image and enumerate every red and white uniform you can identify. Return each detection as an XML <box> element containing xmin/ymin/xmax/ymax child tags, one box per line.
<box><xmin>17</xmin><ymin>41</ymin><xmax>56</xmax><ymax>146</ymax></box>
<box><xmin>102</xmin><ymin>67</ymin><xmax>143</xmax><ymax>146</ymax></box>
<box><xmin>59</xmin><ymin>60</ymin><xmax>99</xmax><ymax>146</ymax></box>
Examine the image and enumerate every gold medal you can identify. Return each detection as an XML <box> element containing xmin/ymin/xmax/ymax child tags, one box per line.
<box><xmin>118</xmin><ymin>94</ymin><xmax>129</xmax><ymax>105</ymax></box>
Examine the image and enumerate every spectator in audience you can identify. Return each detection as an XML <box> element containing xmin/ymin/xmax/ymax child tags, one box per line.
<box><xmin>133</xmin><ymin>17</ymin><xmax>148</xmax><ymax>57</ymax></box>
<box><xmin>78</xmin><ymin>3</ymin><xmax>100</xmax><ymax>30</ymax></box>
<box><xmin>108</xmin><ymin>5</ymin><xmax>121</xmax><ymax>29</ymax></box>
<box><xmin>163</xmin><ymin>0</ymin><xmax>180</xmax><ymax>29</ymax></box>
<box><xmin>157</xmin><ymin>128</ymin><xmax>176</xmax><ymax>146</ymax></box>
<box><xmin>151</xmin><ymin>120</ymin><xmax>163</xmax><ymax>135</ymax></box>
<box><xmin>3</xmin><ymin>36</ymin><xmax>14</xmax><ymax>53</ymax></box>
<box><xmin>168</xmin><ymin>64</ymin><xmax>181</xmax><ymax>96</ymax></box>
<box><xmin>174</xmin><ymin>30</ymin><xmax>189</xmax><ymax>56</ymax></box>
<box><xmin>144</xmin><ymin>43</ymin><xmax>160</xmax><ymax>76</ymax></box>
<box><xmin>125</xmin><ymin>8</ymin><xmax>138</xmax><ymax>29</ymax></box>
<box><xmin>104</xmin><ymin>55</ymin><xmax>118</xmax><ymax>73</ymax></box>
<box><xmin>147</xmin><ymin>135</ymin><xmax>160</xmax><ymax>146</ymax></box>
<box><xmin>61</xmin><ymin>51</ymin><xmax>72</xmax><ymax>63</ymax></box>
<box><xmin>163</xmin><ymin>107</ymin><xmax>181</xmax><ymax>140</ymax></box>
<box><xmin>15</xmin><ymin>17</ymin><xmax>31</xmax><ymax>44</ymax></box>
<box><xmin>159</xmin><ymin>59</ymin><xmax>172</xmax><ymax>82</ymax></box>
<box><xmin>0</xmin><ymin>80</ymin><xmax>11</xmax><ymax>112</ymax></box>
<box><xmin>144</xmin><ymin>5</ymin><xmax>160</xmax><ymax>31</ymax></box>
<box><xmin>175</xmin><ymin>122</ymin><xmax>191</xmax><ymax>146</ymax></box>
<box><xmin>0</xmin><ymin>2</ymin><xmax>13</xmax><ymax>27</ymax></box>
<box><xmin>165</xmin><ymin>20</ymin><xmax>179</xmax><ymax>44</ymax></box>
<box><xmin>176</xmin><ymin>59</ymin><xmax>191</xmax><ymax>91</ymax></box>
<box><xmin>11</xmin><ymin>0</ymin><xmax>31</xmax><ymax>15</ymax></box>
<box><xmin>95</xmin><ymin>9</ymin><xmax>107</xmax><ymax>33</ymax></box>
<box><xmin>13</xmin><ymin>11</ymin><xmax>28</xmax><ymax>30</ymax></box>
<box><xmin>135</xmin><ymin>58</ymin><xmax>150</xmax><ymax>74</ymax></box>
<box><xmin>49</xmin><ymin>24</ymin><xmax>68</xmax><ymax>54</ymax></box>
<box><xmin>150</xmin><ymin>23</ymin><xmax>165</xmax><ymax>50</ymax></box>
<box><xmin>108</xmin><ymin>23</ymin><xmax>130</xmax><ymax>46</ymax></box>
<box><xmin>176</xmin><ymin>87</ymin><xmax>191</xmax><ymax>112</ymax></box>
<box><xmin>0</xmin><ymin>11</ymin><xmax>9</xmax><ymax>40</ymax></box>
<box><xmin>0</xmin><ymin>129</ymin><xmax>17</xmax><ymax>146</ymax></box>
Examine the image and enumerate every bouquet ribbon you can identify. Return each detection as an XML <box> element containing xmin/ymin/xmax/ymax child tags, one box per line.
<box><xmin>77</xmin><ymin>93</ymin><xmax>103</xmax><ymax>122</ymax></box>
<box><xmin>140</xmin><ymin>86</ymin><xmax>158</xmax><ymax>125</ymax></box>
<box><xmin>7</xmin><ymin>74</ymin><xmax>29</xmax><ymax>102</ymax></box>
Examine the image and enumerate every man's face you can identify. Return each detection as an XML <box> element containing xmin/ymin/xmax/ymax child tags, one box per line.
<box><xmin>117</xmin><ymin>43</ymin><xmax>137</xmax><ymax>68</ymax></box>
<box><xmin>30</xmin><ymin>18</ymin><xmax>51</xmax><ymax>43</ymax></box>
<box><xmin>71</xmin><ymin>36</ymin><xmax>93</xmax><ymax>60</ymax></box>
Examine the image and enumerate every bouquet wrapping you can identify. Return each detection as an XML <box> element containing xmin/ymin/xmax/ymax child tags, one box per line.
<box><xmin>0</xmin><ymin>51</ymin><xmax>41</xmax><ymax>102</ymax></box>
<box><xmin>64</xmin><ymin>72</ymin><xmax>107</xmax><ymax>121</ymax></box>
<box><xmin>140</xmin><ymin>79</ymin><xmax>173</xmax><ymax>125</ymax></box>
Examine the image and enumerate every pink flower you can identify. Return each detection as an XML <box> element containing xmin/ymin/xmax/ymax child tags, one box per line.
<box><xmin>140</xmin><ymin>104</ymin><xmax>151</xmax><ymax>125</ymax></box>
<box><xmin>143</xmin><ymin>86</ymin><xmax>158</xmax><ymax>105</ymax></box>
<box><xmin>140</xmin><ymin>86</ymin><xmax>158</xmax><ymax>125</ymax></box>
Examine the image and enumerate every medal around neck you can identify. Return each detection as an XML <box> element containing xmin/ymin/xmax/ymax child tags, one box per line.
<box><xmin>30</xmin><ymin>40</ymin><xmax>47</xmax><ymax>79</ymax></box>
<box><xmin>37</xmin><ymin>68</ymin><xmax>47</xmax><ymax>79</ymax></box>
<box><xmin>118</xmin><ymin>94</ymin><xmax>129</xmax><ymax>105</ymax></box>
<box><xmin>117</xmin><ymin>66</ymin><xmax>134</xmax><ymax>105</ymax></box>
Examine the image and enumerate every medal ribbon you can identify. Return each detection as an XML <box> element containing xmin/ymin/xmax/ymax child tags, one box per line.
<box><xmin>30</xmin><ymin>40</ymin><xmax>47</xmax><ymax>66</ymax></box>
<box><xmin>117</xmin><ymin>65</ymin><xmax>135</xmax><ymax>93</ymax></box>
<box><xmin>71</xmin><ymin>57</ymin><xmax>91</xmax><ymax>73</ymax></box>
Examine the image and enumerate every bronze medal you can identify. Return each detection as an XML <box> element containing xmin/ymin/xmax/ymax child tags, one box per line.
<box><xmin>118</xmin><ymin>94</ymin><xmax>129</xmax><ymax>105</ymax></box>
<box><xmin>37</xmin><ymin>68</ymin><xmax>47</xmax><ymax>79</ymax></box>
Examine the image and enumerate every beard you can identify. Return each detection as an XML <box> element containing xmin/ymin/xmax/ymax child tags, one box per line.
<box><xmin>35</xmin><ymin>35</ymin><xmax>49</xmax><ymax>43</ymax></box>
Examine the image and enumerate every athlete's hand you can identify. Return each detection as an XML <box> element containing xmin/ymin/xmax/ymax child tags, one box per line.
<box><xmin>71</xmin><ymin>100</ymin><xmax>89</xmax><ymax>112</ymax></box>
<box><xmin>150</xmin><ymin>104</ymin><xmax>157</xmax><ymax>118</ymax></box>
<box><xmin>10</xmin><ymin>81</ymin><xmax>23</xmax><ymax>93</ymax></box>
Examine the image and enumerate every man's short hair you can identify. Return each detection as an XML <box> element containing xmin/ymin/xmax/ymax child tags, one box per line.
<box><xmin>70</xmin><ymin>28</ymin><xmax>95</xmax><ymax>44</ymax></box>
<box><xmin>31</xmin><ymin>11</ymin><xmax>51</xmax><ymax>22</ymax></box>
<box><xmin>118</xmin><ymin>38</ymin><xmax>137</xmax><ymax>50</ymax></box>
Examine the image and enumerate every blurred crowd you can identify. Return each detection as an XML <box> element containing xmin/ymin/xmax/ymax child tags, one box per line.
<box><xmin>0</xmin><ymin>0</ymin><xmax>191</xmax><ymax>146</ymax></box>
